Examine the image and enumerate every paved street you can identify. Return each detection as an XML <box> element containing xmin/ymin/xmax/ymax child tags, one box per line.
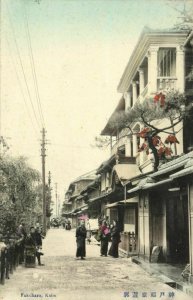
<box><xmin>0</xmin><ymin>229</ymin><xmax>191</xmax><ymax>300</ymax></box>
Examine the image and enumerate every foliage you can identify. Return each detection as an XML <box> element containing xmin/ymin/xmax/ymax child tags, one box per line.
<box><xmin>110</xmin><ymin>90</ymin><xmax>187</xmax><ymax>129</ymax></box>
<box><xmin>107</xmin><ymin>90</ymin><xmax>188</xmax><ymax>171</ymax></box>
<box><xmin>0</xmin><ymin>155</ymin><xmax>42</xmax><ymax>235</ymax></box>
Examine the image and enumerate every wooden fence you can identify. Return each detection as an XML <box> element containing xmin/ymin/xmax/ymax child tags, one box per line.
<box><xmin>0</xmin><ymin>240</ymin><xmax>21</xmax><ymax>285</ymax></box>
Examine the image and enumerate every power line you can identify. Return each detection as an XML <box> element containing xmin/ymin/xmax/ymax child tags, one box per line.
<box><xmin>0</xmin><ymin>0</ymin><xmax>2</xmax><ymax>142</ymax></box>
<box><xmin>6</xmin><ymin>37</ymin><xmax>39</xmax><ymax>137</ymax></box>
<box><xmin>23</xmin><ymin>1</ymin><xmax>45</xmax><ymax>128</ymax></box>
<box><xmin>41</xmin><ymin>127</ymin><xmax>47</xmax><ymax>234</ymax></box>
<box><xmin>6</xmin><ymin>3</ymin><xmax>42</xmax><ymax>130</ymax></box>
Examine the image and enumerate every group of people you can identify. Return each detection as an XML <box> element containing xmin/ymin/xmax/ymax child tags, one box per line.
<box><xmin>17</xmin><ymin>223</ymin><xmax>44</xmax><ymax>266</ymax></box>
<box><xmin>75</xmin><ymin>219</ymin><xmax>121</xmax><ymax>260</ymax></box>
<box><xmin>99</xmin><ymin>220</ymin><xmax>121</xmax><ymax>258</ymax></box>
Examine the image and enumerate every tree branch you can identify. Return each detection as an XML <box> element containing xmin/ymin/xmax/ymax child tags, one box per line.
<box><xmin>156</xmin><ymin>117</ymin><xmax>183</xmax><ymax>133</ymax></box>
<box><xmin>140</xmin><ymin>112</ymin><xmax>159</xmax><ymax>132</ymax></box>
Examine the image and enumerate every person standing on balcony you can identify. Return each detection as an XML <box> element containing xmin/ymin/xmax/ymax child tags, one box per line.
<box><xmin>108</xmin><ymin>220</ymin><xmax>121</xmax><ymax>258</ymax></box>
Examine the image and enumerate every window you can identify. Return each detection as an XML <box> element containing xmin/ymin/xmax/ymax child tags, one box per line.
<box><xmin>158</xmin><ymin>48</ymin><xmax>176</xmax><ymax>77</ymax></box>
<box><xmin>118</xmin><ymin>145</ymin><xmax>125</xmax><ymax>156</ymax></box>
<box><xmin>124</xmin><ymin>208</ymin><xmax>135</xmax><ymax>232</ymax></box>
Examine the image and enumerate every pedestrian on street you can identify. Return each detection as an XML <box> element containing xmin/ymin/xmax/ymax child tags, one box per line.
<box><xmin>108</xmin><ymin>220</ymin><xmax>121</xmax><ymax>258</ymax></box>
<box><xmin>34</xmin><ymin>226</ymin><xmax>44</xmax><ymax>266</ymax></box>
<box><xmin>75</xmin><ymin>220</ymin><xmax>87</xmax><ymax>260</ymax></box>
<box><xmin>17</xmin><ymin>222</ymin><xmax>27</xmax><ymax>264</ymax></box>
<box><xmin>100</xmin><ymin>220</ymin><xmax>110</xmax><ymax>257</ymax></box>
<box><xmin>24</xmin><ymin>226</ymin><xmax>37</xmax><ymax>267</ymax></box>
<box><xmin>86</xmin><ymin>218</ymin><xmax>91</xmax><ymax>244</ymax></box>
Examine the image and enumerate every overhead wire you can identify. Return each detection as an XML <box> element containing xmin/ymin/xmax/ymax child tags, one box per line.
<box><xmin>6</xmin><ymin>3</ymin><xmax>42</xmax><ymax>130</ymax></box>
<box><xmin>6</xmin><ymin>37</ymin><xmax>39</xmax><ymax>137</ymax></box>
<box><xmin>23</xmin><ymin>1</ymin><xmax>45</xmax><ymax>128</ymax></box>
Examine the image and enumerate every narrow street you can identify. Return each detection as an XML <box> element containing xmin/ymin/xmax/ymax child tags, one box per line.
<box><xmin>0</xmin><ymin>229</ymin><xmax>191</xmax><ymax>300</ymax></box>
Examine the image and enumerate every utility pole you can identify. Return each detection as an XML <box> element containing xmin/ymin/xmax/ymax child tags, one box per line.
<box><xmin>41</xmin><ymin>128</ymin><xmax>47</xmax><ymax>234</ymax></box>
<box><xmin>55</xmin><ymin>183</ymin><xmax>58</xmax><ymax>217</ymax></box>
<box><xmin>48</xmin><ymin>171</ymin><xmax>51</xmax><ymax>188</ymax></box>
<box><xmin>58</xmin><ymin>195</ymin><xmax>60</xmax><ymax>218</ymax></box>
<box><xmin>47</xmin><ymin>171</ymin><xmax>52</xmax><ymax>229</ymax></box>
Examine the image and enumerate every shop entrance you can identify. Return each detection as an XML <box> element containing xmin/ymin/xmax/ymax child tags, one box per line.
<box><xmin>166</xmin><ymin>194</ymin><xmax>189</xmax><ymax>263</ymax></box>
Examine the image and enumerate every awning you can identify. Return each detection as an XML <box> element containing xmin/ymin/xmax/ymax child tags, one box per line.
<box><xmin>127</xmin><ymin>185</ymin><xmax>140</xmax><ymax>194</ymax></box>
<box><xmin>112</xmin><ymin>164</ymin><xmax>138</xmax><ymax>185</ymax></box>
<box><xmin>80</xmin><ymin>205</ymin><xmax>88</xmax><ymax>212</ymax></box>
<box><xmin>151</xmin><ymin>152</ymin><xmax>193</xmax><ymax>178</ymax></box>
<box><xmin>105</xmin><ymin>202</ymin><xmax>121</xmax><ymax>208</ymax></box>
<box><xmin>88</xmin><ymin>193</ymin><xmax>109</xmax><ymax>203</ymax></box>
<box><xmin>127</xmin><ymin>178</ymin><xmax>172</xmax><ymax>194</ymax></box>
<box><xmin>119</xmin><ymin>197</ymin><xmax>138</xmax><ymax>204</ymax></box>
<box><xmin>142</xmin><ymin>178</ymin><xmax>173</xmax><ymax>190</ymax></box>
<box><xmin>80</xmin><ymin>177</ymin><xmax>100</xmax><ymax>195</ymax></box>
<box><xmin>151</xmin><ymin>161</ymin><xmax>188</xmax><ymax>178</ymax></box>
<box><xmin>105</xmin><ymin>197</ymin><xmax>138</xmax><ymax>208</ymax></box>
<box><xmin>170</xmin><ymin>166</ymin><xmax>193</xmax><ymax>179</ymax></box>
<box><xmin>127</xmin><ymin>177</ymin><xmax>155</xmax><ymax>194</ymax></box>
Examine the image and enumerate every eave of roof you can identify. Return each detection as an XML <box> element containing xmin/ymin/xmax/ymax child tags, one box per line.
<box><xmin>96</xmin><ymin>155</ymin><xmax>116</xmax><ymax>175</ymax></box>
<box><xmin>151</xmin><ymin>152</ymin><xmax>193</xmax><ymax>178</ymax></box>
<box><xmin>118</xmin><ymin>27</ymin><xmax>189</xmax><ymax>93</ymax></box>
<box><xmin>184</xmin><ymin>29</ymin><xmax>193</xmax><ymax>46</ymax></box>
<box><xmin>80</xmin><ymin>177</ymin><xmax>100</xmax><ymax>195</ymax></box>
<box><xmin>127</xmin><ymin>152</ymin><xmax>193</xmax><ymax>195</ymax></box>
<box><xmin>105</xmin><ymin>197</ymin><xmax>138</xmax><ymax>208</ymax></box>
<box><xmin>101</xmin><ymin>97</ymin><xmax>125</xmax><ymax>136</ymax></box>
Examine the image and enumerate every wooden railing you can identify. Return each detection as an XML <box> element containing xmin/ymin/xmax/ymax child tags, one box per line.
<box><xmin>0</xmin><ymin>239</ymin><xmax>21</xmax><ymax>285</ymax></box>
<box><xmin>119</xmin><ymin>232</ymin><xmax>137</xmax><ymax>256</ymax></box>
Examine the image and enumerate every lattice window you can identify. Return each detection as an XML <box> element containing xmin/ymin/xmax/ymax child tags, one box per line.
<box><xmin>158</xmin><ymin>48</ymin><xmax>176</xmax><ymax>77</ymax></box>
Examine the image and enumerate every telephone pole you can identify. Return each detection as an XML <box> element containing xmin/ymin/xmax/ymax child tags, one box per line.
<box><xmin>48</xmin><ymin>171</ymin><xmax>51</xmax><ymax>188</ymax></box>
<box><xmin>58</xmin><ymin>195</ymin><xmax>60</xmax><ymax>217</ymax></box>
<box><xmin>41</xmin><ymin>128</ymin><xmax>47</xmax><ymax>234</ymax></box>
<box><xmin>55</xmin><ymin>183</ymin><xmax>58</xmax><ymax>217</ymax></box>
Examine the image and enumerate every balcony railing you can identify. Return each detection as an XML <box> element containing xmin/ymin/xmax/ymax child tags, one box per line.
<box><xmin>157</xmin><ymin>77</ymin><xmax>177</xmax><ymax>91</ymax></box>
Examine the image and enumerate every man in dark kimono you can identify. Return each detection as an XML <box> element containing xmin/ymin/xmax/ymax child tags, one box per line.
<box><xmin>76</xmin><ymin>220</ymin><xmax>86</xmax><ymax>260</ymax></box>
<box><xmin>108</xmin><ymin>220</ymin><xmax>121</xmax><ymax>258</ymax></box>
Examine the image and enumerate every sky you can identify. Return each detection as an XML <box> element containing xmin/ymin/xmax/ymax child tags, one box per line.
<box><xmin>1</xmin><ymin>0</ymin><xmax>193</xmax><ymax>208</ymax></box>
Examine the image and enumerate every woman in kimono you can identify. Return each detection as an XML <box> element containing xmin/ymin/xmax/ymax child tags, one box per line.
<box><xmin>76</xmin><ymin>220</ymin><xmax>87</xmax><ymax>260</ymax></box>
<box><xmin>100</xmin><ymin>221</ymin><xmax>110</xmax><ymax>257</ymax></box>
<box><xmin>108</xmin><ymin>220</ymin><xmax>121</xmax><ymax>258</ymax></box>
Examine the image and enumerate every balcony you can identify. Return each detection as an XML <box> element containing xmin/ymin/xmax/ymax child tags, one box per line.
<box><xmin>111</xmin><ymin>129</ymin><xmax>130</xmax><ymax>156</ymax></box>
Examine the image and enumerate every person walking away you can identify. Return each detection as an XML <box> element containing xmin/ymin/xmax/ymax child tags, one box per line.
<box><xmin>34</xmin><ymin>227</ymin><xmax>44</xmax><ymax>266</ymax></box>
<box><xmin>108</xmin><ymin>220</ymin><xmax>121</xmax><ymax>258</ymax></box>
<box><xmin>100</xmin><ymin>220</ymin><xmax>110</xmax><ymax>257</ymax></box>
<box><xmin>76</xmin><ymin>220</ymin><xmax>86</xmax><ymax>260</ymax></box>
